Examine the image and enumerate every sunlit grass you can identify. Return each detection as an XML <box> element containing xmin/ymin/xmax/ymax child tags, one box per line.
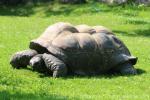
<box><xmin>0</xmin><ymin>3</ymin><xmax>150</xmax><ymax>100</ymax></box>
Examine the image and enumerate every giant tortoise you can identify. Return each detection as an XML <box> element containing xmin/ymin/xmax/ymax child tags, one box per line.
<box><xmin>10</xmin><ymin>22</ymin><xmax>138</xmax><ymax>77</ymax></box>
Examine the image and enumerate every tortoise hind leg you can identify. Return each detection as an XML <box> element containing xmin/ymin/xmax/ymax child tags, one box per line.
<box><xmin>42</xmin><ymin>53</ymin><xmax>67</xmax><ymax>78</ymax></box>
<box><xmin>117</xmin><ymin>63</ymin><xmax>137</xmax><ymax>75</ymax></box>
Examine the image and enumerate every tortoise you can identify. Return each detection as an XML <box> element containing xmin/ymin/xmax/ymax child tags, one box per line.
<box><xmin>10</xmin><ymin>22</ymin><xmax>138</xmax><ymax>77</ymax></box>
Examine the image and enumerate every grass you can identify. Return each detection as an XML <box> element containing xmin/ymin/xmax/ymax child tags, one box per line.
<box><xmin>0</xmin><ymin>3</ymin><xmax>150</xmax><ymax>100</ymax></box>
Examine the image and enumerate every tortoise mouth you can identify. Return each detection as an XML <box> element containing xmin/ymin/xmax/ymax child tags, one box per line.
<box><xmin>29</xmin><ymin>41</ymin><xmax>49</xmax><ymax>54</ymax></box>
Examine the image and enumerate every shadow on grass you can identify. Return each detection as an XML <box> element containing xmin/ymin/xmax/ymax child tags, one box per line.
<box><xmin>136</xmin><ymin>68</ymin><xmax>146</xmax><ymax>75</ymax></box>
<box><xmin>113</xmin><ymin>28</ymin><xmax>150</xmax><ymax>37</ymax></box>
<box><xmin>0</xmin><ymin>5</ymin><xmax>34</xmax><ymax>16</ymax></box>
<box><xmin>44</xmin><ymin>6</ymin><xmax>75</xmax><ymax>17</ymax></box>
<box><xmin>0</xmin><ymin>1</ymin><xmax>55</xmax><ymax>16</ymax></box>
<box><xmin>0</xmin><ymin>4</ymin><xmax>77</xmax><ymax>17</ymax></box>
<box><xmin>0</xmin><ymin>91</ymin><xmax>68</xmax><ymax>100</ymax></box>
<box><xmin>134</xmin><ymin>28</ymin><xmax>150</xmax><ymax>37</ymax></box>
<box><xmin>0</xmin><ymin>2</ymin><xmax>149</xmax><ymax>17</ymax></box>
<box><xmin>126</xmin><ymin>19</ymin><xmax>150</xmax><ymax>25</ymax></box>
<box><xmin>15</xmin><ymin>63</ymin><xmax>145</xmax><ymax>79</ymax></box>
<box><xmin>63</xmin><ymin>68</ymin><xmax>146</xmax><ymax>79</ymax></box>
<box><xmin>37</xmin><ymin>68</ymin><xmax>145</xmax><ymax>79</ymax></box>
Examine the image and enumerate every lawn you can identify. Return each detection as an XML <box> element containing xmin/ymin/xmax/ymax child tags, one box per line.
<box><xmin>0</xmin><ymin>3</ymin><xmax>150</xmax><ymax>100</ymax></box>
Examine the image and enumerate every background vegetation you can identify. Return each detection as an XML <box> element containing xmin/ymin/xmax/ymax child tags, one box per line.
<box><xmin>0</xmin><ymin>2</ymin><xmax>150</xmax><ymax>100</ymax></box>
<box><xmin>0</xmin><ymin>0</ymin><xmax>147</xmax><ymax>5</ymax></box>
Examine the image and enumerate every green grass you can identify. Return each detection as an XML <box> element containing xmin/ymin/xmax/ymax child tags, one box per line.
<box><xmin>0</xmin><ymin>3</ymin><xmax>150</xmax><ymax>100</ymax></box>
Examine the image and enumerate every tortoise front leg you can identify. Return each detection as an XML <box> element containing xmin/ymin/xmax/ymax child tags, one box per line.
<box><xmin>10</xmin><ymin>49</ymin><xmax>38</xmax><ymax>69</ymax></box>
<box><xmin>29</xmin><ymin>54</ymin><xmax>47</xmax><ymax>73</ymax></box>
<box><xmin>42</xmin><ymin>53</ymin><xmax>67</xmax><ymax>78</ymax></box>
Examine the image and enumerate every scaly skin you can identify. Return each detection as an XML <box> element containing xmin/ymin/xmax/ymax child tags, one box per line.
<box><xmin>119</xmin><ymin>63</ymin><xmax>137</xmax><ymax>75</ymax></box>
<box><xmin>10</xmin><ymin>49</ymin><xmax>38</xmax><ymax>69</ymax></box>
<box><xmin>29</xmin><ymin>54</ymin><xmax>47</xmax><ymax>73</ymax></box>
<box><xmin>42</xmin><ymin>53</ymin><xmax>67</xmax><ymax>77</ymax></box>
